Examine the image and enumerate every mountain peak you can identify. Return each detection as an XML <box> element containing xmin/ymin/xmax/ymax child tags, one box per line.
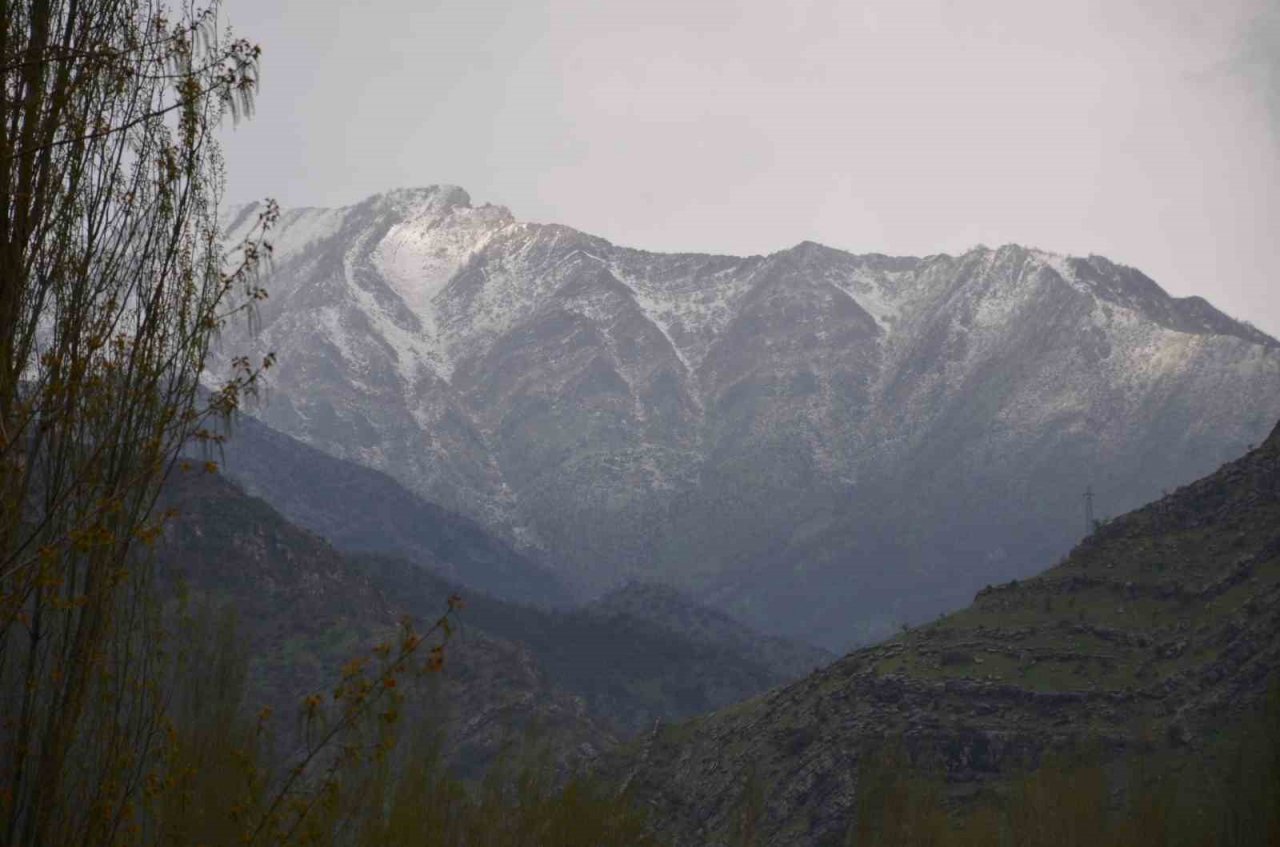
<box><xmin>354</xmin><ymin>185</ymin><xmax>515</xmax><ymax>231</ymax></box>
<box><xmin>212</xmin><ymin>187</ymin><xmax>1280</xmax><ymax>650</ymax></box>
<box><xmin>378</xmin><ymin>184</ymin><xmax>472</xmax><ymax>216</ymax></box>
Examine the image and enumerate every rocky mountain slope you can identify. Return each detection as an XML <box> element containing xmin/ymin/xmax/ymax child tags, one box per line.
<box><xmin>358</xmin><ymin>558</ymin><xmax>830</xmax><ymax>736</ymax></box>
<box><xmin>157</xmin><ymin>470</ymin><xmax>611</xmax><ymax>775</ymax></box>
<box><xmin>587</xmin><ymin>582</ymin><xmax>832</xmax><ymax>683</ymax></box>
<box><xmin>211</xmin><ymin>413</ymin><xmax>570</xmax><ymax>607</ymax></box>
<box><xmin>215</xmin><ymin>186</ymin><xmax>1280</xmax><ymax>648</ymax></box>
<box><xmin>156</xmin><ymin>468</ymin><xmax>822</xmax><ymax>760</ymax></box>
<box><xmin>607</xmin><ymin>420</ymin><xmax>1280</xmax><ymax>845</ymax></box>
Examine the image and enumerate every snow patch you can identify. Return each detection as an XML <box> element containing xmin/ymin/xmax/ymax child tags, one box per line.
<box><xmin>261</xmin><ymin>207</ymin><xmax>348</xmax><ymax>265</ymax></box>
<box><xmin>369</xmin><ymin>200</ymin><xmax>513</xmax><ymax>379</ymax></box>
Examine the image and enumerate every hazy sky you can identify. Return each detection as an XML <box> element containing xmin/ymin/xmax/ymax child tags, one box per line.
<box><xmin>220</xmin><ymin>0</ymin><xmax>1280</xmax><ymax>335</ymax></box>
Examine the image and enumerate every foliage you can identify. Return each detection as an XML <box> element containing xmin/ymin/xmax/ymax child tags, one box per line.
<box><xmin>844</xmin><ymin>685</ymin><xmax>1280</xmax><ymax>847</ymax></box>
<box><xmin>375</xmin><ymin>735</ymin><xmax>661</xmax><ymax>847</ymax></box>
<box><xmin>0</xmin><ymin>0</ymin><xmax>273</xmax><ymax>843</ymax></box>
<box><xmin>138</xmin><ymin>603</ymin><xmax>655</xmax><ymax>847</ymax></box>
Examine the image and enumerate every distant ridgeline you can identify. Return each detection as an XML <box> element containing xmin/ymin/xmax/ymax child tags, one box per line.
<box><xmin>155</xmin><ymin>461</ymin><xmax>829</xmax><ymax>777</ymax></box>
<box><xmin>216</xmin><ymin>186</ymin><xmax>1280</xmax><ymax>648</ymax></box>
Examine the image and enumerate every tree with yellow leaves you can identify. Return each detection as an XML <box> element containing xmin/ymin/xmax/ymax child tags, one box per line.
<box><xmin>0</xmin><ymin>1</ymin><xmax>271</xmax><ymax>842</ymax></box>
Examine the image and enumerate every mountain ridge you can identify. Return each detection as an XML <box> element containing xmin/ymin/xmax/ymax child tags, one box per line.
<box><xmin>606</xmin><ymin>424</ymin><xmax>1280</xmax><ymax>845</ymax></box>
<box><xmin>211</xmin><ymin>412</ymin><xmax>571</xmax><ymax>607</ymax></box>
<box><xmin>225</xmin><ymin>188</ymin><xmax>1275</xmax><ymax>368</ymax></box>
<box><xmin>156</xmin><ymin>466</ymin><xmax>828</xmax><ymax>763</ymax></box>
<box><xmin>228</xmin><ymin>190</ymin><xmax>1274</xmax><ymax>345</ymax></box>
<box><xmin>213</xmin><ymin>185</ymin><xmax>1280</xmax><ymax>648</ymax></box>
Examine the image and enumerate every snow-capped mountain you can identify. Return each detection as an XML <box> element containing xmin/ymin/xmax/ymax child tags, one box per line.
<box><xmin>215</xmin><ymin>185</ymin><xmax>1280</xmax><ymax>649</ymax></box>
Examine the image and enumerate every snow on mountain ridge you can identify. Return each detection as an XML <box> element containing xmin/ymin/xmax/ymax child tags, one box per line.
<box><xmin>369</xmin><ymin>193</ymin><xmax>514</xmax><ymax>378</ymax></box>
<box><xmin>222</xmin><ymin>189</ymin><xmax>1274</xmax><ymax>381</ymax></box>
<box><xmin>604</xmin><ymin>250</ymin><xmax>764</xmax><ymax>372</ymax></box>
<box><xmin>212</xmin><ymin>186</ymin><xmax>1280</xmax><ymax>648</ymax></box>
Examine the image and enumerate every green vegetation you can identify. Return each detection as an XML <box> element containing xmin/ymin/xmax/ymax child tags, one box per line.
<box><xmin>0</xmin><ymin>0</ymin><xmax>270</xmax><ymax>842</ymax></box>
<box><xmin>349</xmin><ymin>737</ymin><xmax>659</xmax><ymax>847</ymax></box>
<box><xmin>144</xmin><ymin>606</ymin><xmax>658</xmax><ymax>847</ymax></box>
<box><xmin>846</xmin><ymin>686</ymin><xmax>1280</xmax><ymax>847</ymax></box>
<box><xmin>0</xmin><ymin>3</ymin><xmax>540</xmax><ymax>841</ymax></box>
<box><xmin>8</xmin><ymin>564</ymin><xmax>650</xmax><ymax>844</ymax></box>
<box><xmin>1</xmin><ymin>0</ymin><xmax>1276</xmax><ymax>843</ymax></box>
<box><xmin>88</xmin><ymin>560</ymin><xmax>1280</xmax><ymax>846</ymax></box>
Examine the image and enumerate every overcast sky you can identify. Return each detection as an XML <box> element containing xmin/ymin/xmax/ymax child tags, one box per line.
<box><xmin>220</xmin><ymin>0</ymin><xmax>1280</xmax><ymax>336</ymax></box>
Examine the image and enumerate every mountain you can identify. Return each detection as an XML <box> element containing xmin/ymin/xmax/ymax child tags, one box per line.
<box><xmin>215</xmin><ymin>186</ymin><xmax>1280</xmax><ymax>648</ymax></box>
<box><xmin>586</xmin><ymin>582</ymin><xmax>832</xmax><ymax>683</ymax></box>
<box><xmin>354</xmin><ymin>557</ymin><xmax>829</xmax><ymax>736</ymax></box>
<box><xmin>156</xmin><ymin>470</ymin><xmax>613</xmax><ymax>776</ymax></box>
<box><xmin>606</xmin><ymin>421</ymin><xmax>1280</xmax><ymax>845</ymax></box>
<box><xmin>212</xmin><ymin>413</ymin><xmax>570</xmax><ymax>607</ymax></box>
<box><xmin>156</xmin><ymin>467</ymin><xmax>823</xmax><ymax>759</ymax></box>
